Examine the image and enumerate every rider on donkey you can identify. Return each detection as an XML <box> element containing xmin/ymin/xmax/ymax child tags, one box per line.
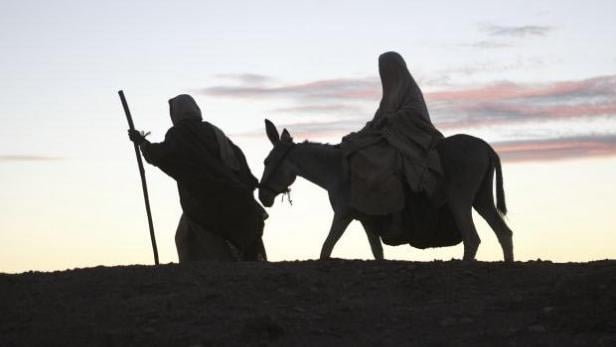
<box><xmin>341</xmin><ymin>51</ymin><xmax>445</xmax><ymax>243</ymax></box>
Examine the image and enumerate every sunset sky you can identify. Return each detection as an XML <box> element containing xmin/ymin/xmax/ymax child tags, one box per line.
<box><xmin>1</xmin><ymin>0</ymin><xmax>615</xmax><ymax>273</ymax></box>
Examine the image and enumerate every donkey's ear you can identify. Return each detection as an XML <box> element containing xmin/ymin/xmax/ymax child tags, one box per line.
<box><xmin>280</xmin><ymin>128</ymin><xmax>293</xmax><ymax>143</ymax></box>
<box><xmin>265</xmin><ymin>119</ymin><xmax>280</xmax><ymax>145</ymax></box>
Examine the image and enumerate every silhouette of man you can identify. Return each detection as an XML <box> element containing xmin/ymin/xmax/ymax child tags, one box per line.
<box><xmin>128</xmin><ymin>94</ymin><xmax>266</xmax><ymax>262</ymax></box>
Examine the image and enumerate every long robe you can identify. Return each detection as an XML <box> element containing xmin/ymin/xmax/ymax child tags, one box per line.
<box><xmin>341</xmin><ymin>52</ymin><xmax>444</xmax><ymax>215</ymax></box>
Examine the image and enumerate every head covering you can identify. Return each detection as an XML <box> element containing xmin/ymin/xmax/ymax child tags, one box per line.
<box><xmin>169</xmin><ymin>94</ymin><xmax>202</xmax><ymax>125</ymax></box>
<box><xmin>377</xmin><ymin>51</ymin><xmax>430</xmax><ymax>121</ymax></box>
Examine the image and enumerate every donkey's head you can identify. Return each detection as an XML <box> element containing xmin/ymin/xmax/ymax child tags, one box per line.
<box><xmin>258</xmin><ymin>119</ymin><xmax>297</xmax><ymax>207</ymax></box>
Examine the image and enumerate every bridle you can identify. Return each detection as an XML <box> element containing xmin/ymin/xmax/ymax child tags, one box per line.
<box><xmin>259</xmin><ymin>141</ymin><xmax>295</xmax><ymax>205</ymax></box>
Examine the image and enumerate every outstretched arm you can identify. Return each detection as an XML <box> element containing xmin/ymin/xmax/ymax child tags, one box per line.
<box><xmin>128</xmin><ymin>129</ymin><xmax>173</xmax><ymax>166</ymax></box>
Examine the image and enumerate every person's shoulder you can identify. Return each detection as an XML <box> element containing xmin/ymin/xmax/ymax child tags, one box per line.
<box><xmin>201</xmin><ymin>121</ymin><xmax>220</xmax><ymax>132</ymax></box>
<box><xmin>164</xmin><ymin>125</ymin><xmax>181</xmax><ymax>137</ymax></box>
<box><xmin>197</xmin><ymin>120</ymin><xmax>218</xmax><ymax>136</ymax></box>
<box><xmin>204</xmin><ymin>121</ymin><xmax>234</xmax><ymax>139</ymax></box>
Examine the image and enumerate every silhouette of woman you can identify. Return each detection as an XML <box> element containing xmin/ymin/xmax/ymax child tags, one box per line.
<box><xmin>341</xmin><ymin>52</ymin><xmax>444</xmax><ymax>237</ymax></box>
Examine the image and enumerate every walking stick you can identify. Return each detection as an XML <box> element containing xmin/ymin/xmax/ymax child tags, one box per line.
<box><xmin>118</xmin><ymin>90</ymin><xmax>160</xmax><ymax>265</ymax></box>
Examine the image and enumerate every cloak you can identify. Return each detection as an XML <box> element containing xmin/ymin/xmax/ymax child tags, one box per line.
<box><xmin>140</xmin><ymin>95</ymin><xmax>264</xmax><ymax>254</ymax></box>
<box><xmin>341</xmin><ymin>52</ymin><xmax>445</xmax><ymax>215</ymax></box>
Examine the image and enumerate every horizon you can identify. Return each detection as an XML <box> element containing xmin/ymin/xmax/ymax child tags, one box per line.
<box><xmin>1</xmin><ymin>0</ymin><xmax>615</xmax><ymax>273</ymax></box>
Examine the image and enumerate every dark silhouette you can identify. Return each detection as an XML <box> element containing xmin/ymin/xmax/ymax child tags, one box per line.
<box><xmin>341</xmin><ymin>52</ymin><xmax>445</xmax><ymax>221</ymax></box>
<box><xmin>258</xmin><ymin>52</ymin><xmax>512</xmax><ymax>262</ymax></box>
<box><xmin>259</xmin><ymin>121</ymin><xmax>512</xmax><ymax>261</ymax></box>
<box><xmin>129</xmin><ymin>94</ymin><xmax>266</xmax><ymax>261</ymax></box>
<box><xmin>4</xmin><ymin>261</ymin><xmax>615</xmax><ymax>345</ymax></box>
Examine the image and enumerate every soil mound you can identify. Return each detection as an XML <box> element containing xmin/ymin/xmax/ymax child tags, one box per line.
<box><xmin>1</xmin><ymin>260</ymin><xmax>614</xmax><ymax>346</ymax></box>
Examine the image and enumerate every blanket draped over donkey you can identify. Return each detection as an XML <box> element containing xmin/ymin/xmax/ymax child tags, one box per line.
<box><xmin>132</xmin><ymin>94</ymin><xmax>266</xmax><ymax>261</ymax></box>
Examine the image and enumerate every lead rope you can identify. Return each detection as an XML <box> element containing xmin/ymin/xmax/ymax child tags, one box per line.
<box><xmin>281</xmin><ymin>188</ymin><xmax>293</xmax><ymax>206</ymax></box>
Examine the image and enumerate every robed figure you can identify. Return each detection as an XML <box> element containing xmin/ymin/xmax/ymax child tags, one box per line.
<box><xmin>129</xmin><ymin>94</ymin><xmax>266</xmax><ymax>261</ymax></box>
<box><xmin>341</xmin><ymin>52</ymin><xmax>457</xmax><ymax>246</ymax></box>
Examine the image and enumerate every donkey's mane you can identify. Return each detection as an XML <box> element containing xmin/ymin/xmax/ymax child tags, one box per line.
<box><xmin>294</xmin><ymin>140</ymin><xmax>341</xmax><ymax>160</ymax></box>
<box><xmin>298</xmin><ymin>140</ymin><xmax>339</xmax><ymax>151</ymax></box>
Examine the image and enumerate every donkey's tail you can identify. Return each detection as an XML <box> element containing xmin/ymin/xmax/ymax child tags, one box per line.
<box><xmin>489</xmin><ymin>145</ymin><xmax>507</xmax><ymax>216</ymax></box>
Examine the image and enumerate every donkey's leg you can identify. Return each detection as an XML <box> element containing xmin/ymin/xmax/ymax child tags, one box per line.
<box><xmin>473</xmin><ymin>172</ymin><xmax>514</xmax><ymax>262</ymax></box>
<box><xmin>450</xmin><ymin>199</ymin><xmax>481</xmax><ymax>261</ymax></box>
<box><xmin>320</xmin><ymin>213</ymin><xmax>352</xmax><ymax>260</ymax></box>
<box><xmin>360</xmin><ymin>220</ymin><xmax>384</xmax><ymax>260</ymax></box>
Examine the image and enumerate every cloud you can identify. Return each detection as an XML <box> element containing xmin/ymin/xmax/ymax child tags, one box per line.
<box><xmin>237</xmin><ymin>119</ymin><xmax>362</xmax><ymax>140</ymax></box>
<box><xmin>208</xmin><ymin>73</ymin><xmax>616</xmax><ymax>162</ymax></box>
<box><xmin>435</xmin><ymin>101</ymin><xmax>616</xmax><ymax>130</ymax></box>
<box><xmin>494</xmin><ymin>135</ymin><xmax>616</xmax><ymax>162</ymax></box>
<box><xmin>205</xmin><ymin>73</ymin><xmax>616</xmax><ymax>128</ymax></box>
<box><xmin>204</xmin><ymin>72</ymin><xmax>614</xmax><ymax>108</ymax></box>
<box><xmin>0</xmin><ymin>155</ymin><xmax>63</xmax><ymax>162</ymax></box>
<box><xmin>480</xmin><ymin>24</ymin><xmax>553</xmax><ymax>37</ymax></box>
<box><xmin>269</xmin><ymin>104</ymin><xmax>364</xmax><ymax>115</ymax></box>
<box><xmin>214</xmin><ymin>73</ymin><xmax>272</xmax><ymax>85</ymax></box>
<box><xmin>245</xmin><ymin>120</ymin><xmax>616</xmax><ymax>162</ymax></box>
<box><xmin>427</xmin><ymin>75</ymin><xmax>616</xmax><ymax>129</ymax></box>
<box><xmin>203</xmin><ymin>77</ymin><xmax>380</xmax><ymax>101</ymax></box>
<box><xmin>247</xmin><ymin>121</ymin><xmax>616</xmax><ymax>162</ymax></box>
<box><xmin>430</xmin><ymin>57</ymin><xmax>549</xmax><ymax>80</ymax></box>
<box><xmin>428</xmin><ymin>75</ymin><xmax>615</xmax><ymax>103</ymax></box>
<box><xmin>457</xmin><ymin>24</ymin><xmax>553</xmax><ymax>51</ymax></box>
<box><xmin>461</xmin><ymin>41</ymin><xmax>513</xmax><ymax>49</ymax></box>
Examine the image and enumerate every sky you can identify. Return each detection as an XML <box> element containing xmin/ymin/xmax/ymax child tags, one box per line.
<box><xmin>1</xmin><ymin>0</ymin><xmax>615</xmax><ymax>273</ymax></box>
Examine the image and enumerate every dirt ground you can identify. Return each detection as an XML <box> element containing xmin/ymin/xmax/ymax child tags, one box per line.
<box><xmin>1</xmin><ymin>259</ymin><xmax>615</xmax><ymax>346</ymax></box>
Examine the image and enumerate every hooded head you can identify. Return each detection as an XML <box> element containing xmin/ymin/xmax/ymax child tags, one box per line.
<box><xmin>168</xmin><ymin>94</ymin><xmax>202</xmax><ymax>125</ymax></box>
<box><xmin>377</xmin><ymin>51</ymin><xmax>430</xmax><ymax>120</ymax></box>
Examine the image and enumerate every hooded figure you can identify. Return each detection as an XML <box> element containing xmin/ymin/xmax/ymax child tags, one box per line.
<box><xmin>341</xmin><ymin>52</ymin><xmax>444</xmax><ymax>217</ymax></box>
<box><xmin>130</xmin><ymin>94</ymin><xmax>266</xmax><ymax>261</ymax></box>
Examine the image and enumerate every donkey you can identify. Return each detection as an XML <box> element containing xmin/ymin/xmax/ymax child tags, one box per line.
<box><xmin>258</xmin><ymin>120</ymin><xmax>514</xmax><ymax>262</ymax></box>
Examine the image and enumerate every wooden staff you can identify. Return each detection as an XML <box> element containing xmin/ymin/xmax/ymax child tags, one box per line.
<box><xmin>118</xmin><ymin>90</ymin><xmax>159</xmax><ymax>265</ymax></box>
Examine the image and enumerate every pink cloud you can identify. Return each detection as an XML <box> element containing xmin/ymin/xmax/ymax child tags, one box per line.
<box><xmin>203</xmin><ymin>77</ymin><xmax>379</xmax><ymax>100</ymax></box>
<box><xmin>212</xmin><ymin>73</ymin><xmax>616</xmax><ymax>162</ymax></box>
<box><xmin>426</xmin><ymin>75</ymin><xmax>615</xmax><ymax>103</ymax></box>
<box><xmin>494</xmin><ymin>136</ymin><xmax>616</xmax><ymax>162</ymax></box>
<box><xmin>435</xmin><ymin>101</ymin><xmax>616</xmax><ymax>130</ymax></box>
